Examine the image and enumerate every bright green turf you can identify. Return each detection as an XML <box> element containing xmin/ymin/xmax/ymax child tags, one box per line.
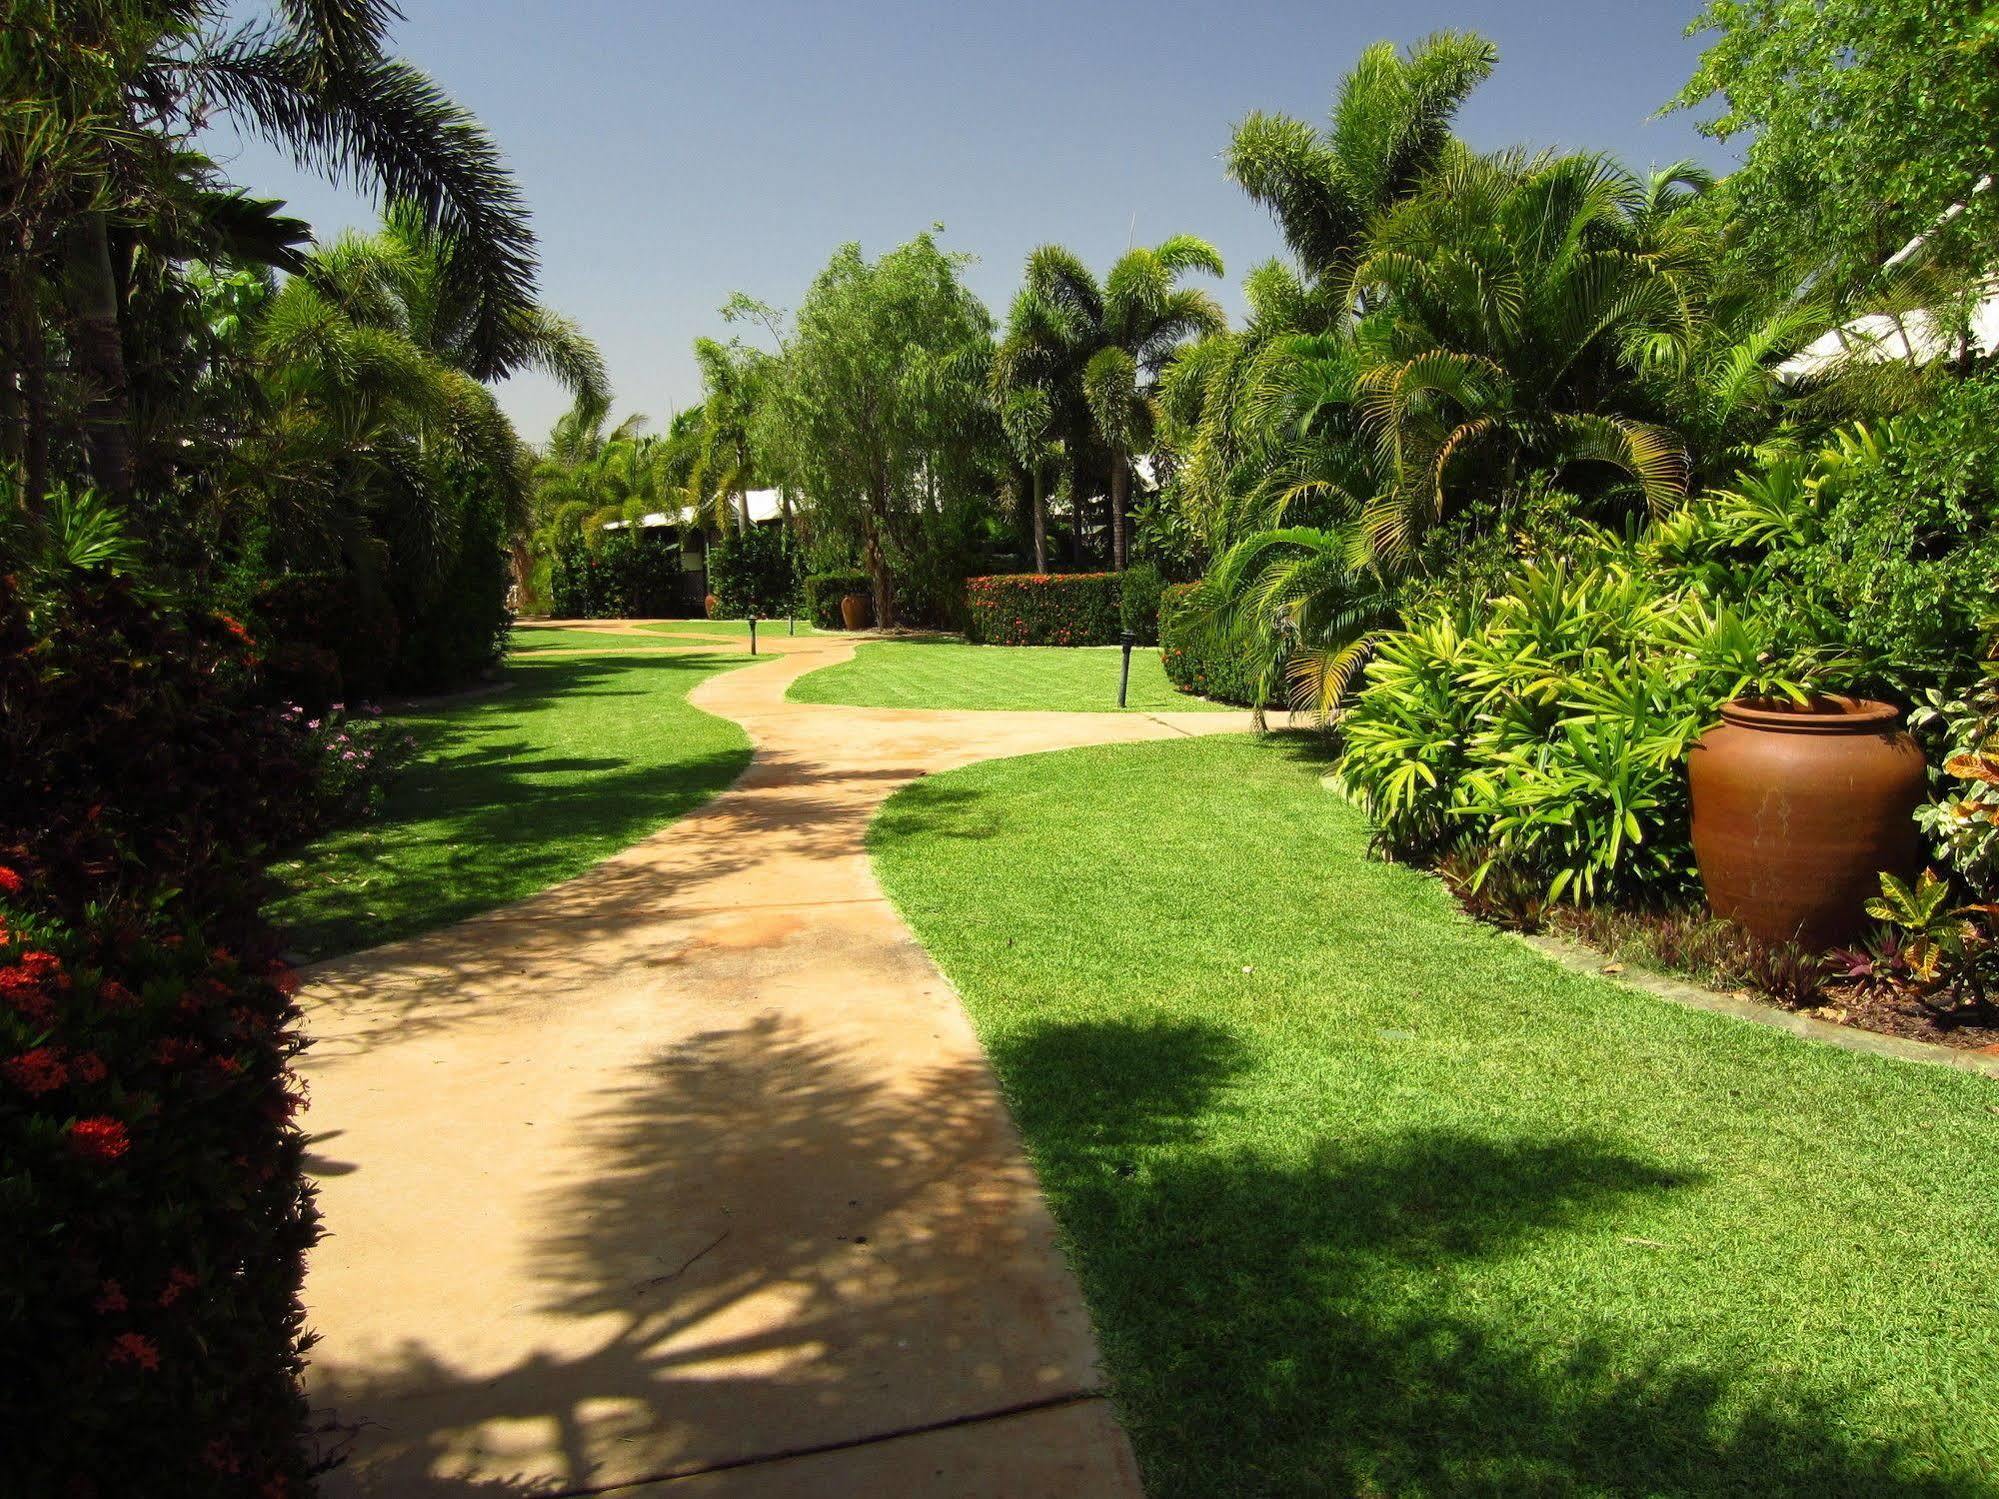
<box><xmin>870</xmin><ymin>733</ymin><xmax>1999</xmax><ymax>1498</ymax></box>
<box><xmin>638</xmin><ymin>618</ymin><xmax>819</xmax><ymax>638</ymax></box>
<box><xmin>787</xmin><ymin>639</ymin><xmax>1228</xmax><ymax>713</ymax></box>
<box><xmin>267</xmin><ymin>646</ymin><xmax>752</xmax><ymax>958</ymax></box>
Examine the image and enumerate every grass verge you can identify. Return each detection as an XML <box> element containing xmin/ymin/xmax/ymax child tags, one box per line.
<box><xmin>268</xmin><ymin>647</ymin><xmax>752</xmax><ymax>958</ymax></box>
<box><xmin>639</xmin><ymin>618</ymin><xmax>820</xmax><ymax>638</ymax></box>
<box><xmin>788</xmin><ymin>639</ymin><xmax>1227</xmax><ymax>713</ymax></box>
<box><xmin>870</xmin><ymin>732</ymin><xmax>1999</xmax><ymax>1498</ymax></box>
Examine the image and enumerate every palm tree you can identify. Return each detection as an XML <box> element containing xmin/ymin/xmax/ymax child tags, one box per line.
<box><xmin>1012</xmin><ymin>236</ymin><xmax>1226</xmax><ymax>568</ymax></box>
<box><xmin>691</xmin><ymin>337</ymin><xmax>766</xmax><ymax>536</ymax></box>
<box><xmin>991</xmin><ymin>287</ymin><xmax>1070</xmax><ymax>571</ymax></box>
<box><xmin>16</xmin><ymin>0</ymin><xmax>539</xmax><ymax>505</ymax></box>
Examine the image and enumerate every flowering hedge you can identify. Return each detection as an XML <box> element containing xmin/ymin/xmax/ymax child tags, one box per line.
<box><xmin>964</xmin><ymin>572</ymin><xmax>1122</xmax><ymax>646</ymax></box>
<box><xmin>0</xmin><ymin>573</ymin><xmax>320</xmax><ymax>1496</ymax></box>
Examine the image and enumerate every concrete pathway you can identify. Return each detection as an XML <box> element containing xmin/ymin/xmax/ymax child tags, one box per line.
<box><xmin>302</xmin><ymin>624</ymin><xmax>1255</xmax><ymax>1496</ymax></box>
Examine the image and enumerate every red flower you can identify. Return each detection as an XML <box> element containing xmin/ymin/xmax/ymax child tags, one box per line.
<box><xmin>271</xmin><ymin>966</ymin><xmax>300</xmax><ymax>997</ymax></box>
<box><xmin>3</xmin><ymin>1046</ymin><xmax>68</xmax><ymax>1095</ymax></box>
<box><xmin>98</xmin><ymin>978</ymin><xmax>138</xmax><ymax>1008</ymax></box>
<box><xmin>93</xmin><ymin>1279</ymin><xmax>127</xmax><ymax>1314</ymax></box>
<box><xmin>67</xmin><ymin>1117</ymin><xmax>130</xmax><ymax>1163</ymax></box>
<box><xmin>154</xmin><ymin>1036</ymin><xmax>203</xmax><ymax>1067</ymax></box>
<box><xmin>0</xmin><ymin>865</ymin><xmax>21</xmax><ymax>896</ymax></box>
<box><xmin>106</xmin><ymin>1332</ymin><xmax>159</xmax><ymax>1371</ymax></box>
<box><xmin>70</xmin><ymin>1050</ymin><xmax>107</xmax><ymax>1084</ymax></box>
<box><xmin>157</xmin><ymin>1266</ymin><xmax>198</xmax><ymax>1307</ymax></box>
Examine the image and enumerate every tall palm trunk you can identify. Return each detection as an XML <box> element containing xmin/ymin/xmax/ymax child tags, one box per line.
<box><xmin>62</xmin><ymin>212</ymin><xmax>134</xmax><ymax>503</ymax></box>
<box><xmin>1110</xmin><ymin>458</ymin><xmax>1129</xmax><ymax>570</ymax></box>
<box><xmin>1030</xmin><ymin>464</ymin><xmax>1047</xmax><ymax>573</ymax></box>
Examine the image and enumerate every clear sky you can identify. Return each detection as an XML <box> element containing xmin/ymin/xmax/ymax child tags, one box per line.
<box><xmin>209</xmin><ymin>1</ymin><xmax>1735</xmax><ymax>440</ymax></box>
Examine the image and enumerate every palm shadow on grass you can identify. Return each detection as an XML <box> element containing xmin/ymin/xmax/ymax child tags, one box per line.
<box><xmin>269</xmin><ymin>651</ymin><xmax>754</xmax><ymax>959</ymax></box>
<box><xmin>989</xmin><ymin>1016</ymin><xmax>1977</xmax><ymax>1498</ymax></box>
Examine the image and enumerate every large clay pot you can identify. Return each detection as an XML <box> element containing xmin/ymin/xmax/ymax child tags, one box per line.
<box><xmin>1688</xmin><ymin>695</ymin><xmax>1926</xmax><ymax>950</ymax></box>
<box><xmin>839</xmin><ymin>593</ymin><xmax>871</xmax><ymax>631</ymax></box>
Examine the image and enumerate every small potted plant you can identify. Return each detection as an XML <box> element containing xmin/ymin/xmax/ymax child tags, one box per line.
<box><xmin>840</xmin><ymin>592</ymin><xmax>871</xmax><ymax>630</ymax></box>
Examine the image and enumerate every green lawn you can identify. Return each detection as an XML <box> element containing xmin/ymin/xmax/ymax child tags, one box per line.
<box><xmin>788</xmin><ymin>639</ymin><xmax>1228</xmax><ymax>713</ymax></box>
<box><xmin>639</xmin><ymin>618</ymin><xmax>820</xmax><ymax>638</ymax></box>
<box><xmin>871</xmin><ymin>733</ymin><xmax>1999</xmax><ymax>1498</ymax></box>
<box><xmin>509</xmin><ymin>628</ymin><xmax>697</xmax><ymax>652</ymax></box>
<box><xmin>267</xmin><ymin>646</ymin><xmax>752</xmax><ymax>958</ymax></box>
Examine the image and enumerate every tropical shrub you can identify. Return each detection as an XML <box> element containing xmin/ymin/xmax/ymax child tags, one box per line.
<box><xmin>1119</xmin><ymin>561</ymin><xmax>1165</xmax><ymax>645</ymax></box>
<box><xmin>708</xmin><ymin>526</ymin><xmax>800</xmax><ymax>618</ymax></box>
<box><xmin>251</xmin><ymin>572</ymin><xmax>401</xmax><ymax>704</ymax></box>
<box><xmin>1333</xmin><ymin>559</ymin><xmax>1828</xmax><ymax>902</ymax></box>
<box><xmin>0</xmin><ymin>570</ymin><xmax>319</xmax><ymax>1497</ymax></box>
<box><xmin>964</xmin><ymin>573</ymin><xmax>1121</xmax><ymax>646</ymax></box>
<box><xmin>549</xmin><ymin>531</ymin><xmax>686</xmax><ymax>619</ymax></box>
<box><xmin>285</xmin><ymin>703</ymin><xmax>421</xmax><ymax>827</ymax></box>
<box><xmin>804</xmin><ymin>570</ymin><xmax>872</xmax><ymax>629</ymax></box>
<box><xmin>1910</xmin><ymin>659</ymin><xmax>1999</xmax><ymax>900</ymax></box>
<box><xmin>1158</xmin><ymin>583</ymin><xmax>1282</xmax><ymax>707</ymax></box>
<box><xmin>1832</xmin><ymin>871</ymin><xmax>1998</xmax><ymax>1021</ymax></box>
<box><xmin>390</xmin><ymin>485</ymin><xmax>514</xmax><ymax>691</ymax></box>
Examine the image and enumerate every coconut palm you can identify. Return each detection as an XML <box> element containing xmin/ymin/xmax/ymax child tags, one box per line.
<box><xmin>14</xmin><ymin>0</ymin><xmax>538</xmax><ymax>505</ymax></box>
<box><xmin>1011</xmin><ymin>236</ymin><xmax>1226</xmax><ymax>568</ymax></box>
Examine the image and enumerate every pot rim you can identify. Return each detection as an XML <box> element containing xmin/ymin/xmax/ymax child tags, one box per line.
<box><xmin>1718</xmin><ymin>693</ymin><xmax>1901</xmax><ymax>734</ymax></box>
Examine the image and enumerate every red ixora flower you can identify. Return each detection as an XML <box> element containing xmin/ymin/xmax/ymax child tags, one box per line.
<box><xmin>3</xmin><ymin>1046</ymin><xmax>67</xmax><ymax>1095</ymax></box>
<box><xmin>157</xmin><ymin>1266</ymin><xmax>198</xmax><ymax>1307</ymax></box>
<box><xmin>0</xmin><ymin>865</ymin><xmax>21</xmax><ymax>895</ymax></box>
<box><xmin>93</xmin><ymin>1279</ymin><xmax>127</xmax><ymax>1314</ymax></box>
<box><xmin>70</xmin><ymin>1050</ymin><xmax>107</xmax><ymax>1084</ymax></box>
<box><xmin>98</xmin><ymin>977</ymin><xmax>139</xmax><ymax>1008</ymax></box>
<box><xmin>107</xmin><ymin>1331</ymin><xmax>160</xmax><ymax>1371</ymax></box>
<box><xmin>67</xmin><ymin>1116</ymin><xmax>130</xmax><ymax>1163</ymax></box>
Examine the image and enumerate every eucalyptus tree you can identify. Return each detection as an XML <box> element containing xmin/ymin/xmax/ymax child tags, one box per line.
<box><xmin>757</xmin><ymin>231</ymin><xmax>993</xmax><ymax>627</ymax></box>
<box><xmin>1011</xmin><ymin>236</ymin><xmax>1225</xmax><ymax>569</ymax></box>
<box><xmin>4</xmin><ymin>0</ymin><xmax>538</xmax><ymax>507</ymax></box>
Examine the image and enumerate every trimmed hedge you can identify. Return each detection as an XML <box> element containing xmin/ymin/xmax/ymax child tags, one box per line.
<box><xmin>804</xmin><ymin>570</ymin><xmax>871</xmax><ymax>629</ymax></box>
<box><xmin>964</xmin><ymin>572</ymin><xmax>1122</xmax><ymax>646</ymax></box>
<box><xmin>710</xmin><ymin>528</ymin><xmax>801</xmax><ymax>618</ymax></box>
<box><xmin>549</xmin><ymin>531</ymin><xmax>686</xmax><ymax>619</ymax></box>
<box><xmin>0</xmin><ymin>573</ymin><xmax>319</xmax><ymax>1496</ymax></box>
<box><xmin>1159</xmin><ymin>582</ymin><xmax>1275</xmax><ymax>707</ymax></box>
<box><xmin>251</xmin><ymin>571</ymin><xmax>400</xmax><ymax>705</ymax></box>
<box><xmin>1119</xmin><ymin>561</ymin><xmax>1165</xmax><ymax>646</ymax></box>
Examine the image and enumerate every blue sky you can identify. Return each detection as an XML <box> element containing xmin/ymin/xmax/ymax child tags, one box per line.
<box><xmin>211</xmin><ymin>1</ymin><xmax>1735</xmax><ymax>439</ymax></box>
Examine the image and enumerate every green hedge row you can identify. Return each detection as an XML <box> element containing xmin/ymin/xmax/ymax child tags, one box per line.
<box><xmin>964</xmin><ymin>572</ymin><xmax>1122</xmax><ymax>645</ymax></box>
<box><xmin>1159</xmin><ymin>583</ymin><xmax>1275</xmax><ymax>707</ymax></box>
<box><xmin>804</xmin><ymin>571</ymin><xmax>871</xmax><ymax>628</ymax></box>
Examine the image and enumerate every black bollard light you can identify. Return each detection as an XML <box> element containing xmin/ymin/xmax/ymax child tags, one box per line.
<box><xmin>1118</xmin><ymin>629</ymin><xmax>1135</xmax><ymax>708</ymax></box>
<box><xmin>748</xmin><ymin>616</ymin><xmax>758</xmax><ymax>656</ymax></box>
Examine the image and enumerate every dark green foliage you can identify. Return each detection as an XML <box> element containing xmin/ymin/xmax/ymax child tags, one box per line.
<box><xmin>390</xmin><ymin>486</ymin><xmax>513</xmax><ymax>692</ymax></box>
<box><xmin>250</xmin><ymin>571</ymin><xmax>401</xmax><ymax>706</ymax></box>
<box><xmin>707</xmin><ymin>526</ymin><xmax>800</xmax><ymax>619</ymax></box>
<box><xmin>549</xmin><ymin>531</ymin><xmax>687</xmax><ymax>619</ymax></box>
<box><xmin>1118</xmin><ymin>561</ymin><xmax>1164</xmax><ymax>645</ymax></box>
<box><xmin>0</xmin><ymin>572</ymin><xmax>319</xmax><ymax>1497</ymax></box>
<box><xmin>1158</xmin><ymin>583</ymin><xmax>1275</xmax><ymax>706</ymax></box>
<box><xmin>964</xmin><ymin>572</ymin><xmax>1121</xmax><ymax>646</ymax></box>
<box><xmin>803</xmin><ymin>570</ymin><xmax>872</xmax><ymax>629</ymax></box>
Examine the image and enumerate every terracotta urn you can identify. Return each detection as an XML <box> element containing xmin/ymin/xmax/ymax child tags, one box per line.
<box><xmin>1688</xmin><ymin>695</ymin><xmax>1926</xmax><ymax>950</ymax></box>
<box><xmin>839</xmin><ymin>593</ymin><xmax>871</xmax><ymax>631</ymax></box>
<box><xmin>703</xmin><ymin>592</ymin><xmax>719</xmax><ymax>619</ymax></box>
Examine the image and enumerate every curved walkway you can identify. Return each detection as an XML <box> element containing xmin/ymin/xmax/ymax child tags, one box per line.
<box><xmin>302</xmin><ymin>626</ymin><xmax>1255</xmax><ymax>1496</ymax></box>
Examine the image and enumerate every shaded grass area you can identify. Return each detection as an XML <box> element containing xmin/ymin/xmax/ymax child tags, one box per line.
<box><xmin>268</xmin><ymin>648</ymin><xmax>752</xmax><ymax>958</ymax></box>
<box><xmin>509</xmin><ymin>628</ymin><xmax>700</xmax><ymax>652</ymax></box>
<box><xmin>870</xmin><ymin>733</ymin><xmax>1999</xmax><ymax>1498</ymax></box>
<box><xmin>788</xmin><ymin>639</ymin><xmax>1228</xmax><ymax>713</ymax></box>
<box><xmin>639</xmin><ymin>618</ymin><xmax>819</xmax><ymax>638</ymax></box>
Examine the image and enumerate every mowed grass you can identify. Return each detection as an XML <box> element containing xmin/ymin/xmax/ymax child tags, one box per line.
<box><xmin>509</xmin><ymin>627</ymin><xmax>696</xmax><ymax>652</ymax></box>
<box><xmin>870</xmin><ymin>733</ymin><xmax>1999</xmax><ymax>1498</ymax></box>
<box><xmin>267</xmin><ymin>646</ymin><xmax>752</xmax><ymax>958</ymax></box>
<box><xmin>639</xmin><ymin>617</ymin><xmax>820</xmax><ymax>638</ymax></box>
<box><xmin>788</xmin><ymin>639</ymin><xmax>1229</xmax><ymax>712</ymax></box>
